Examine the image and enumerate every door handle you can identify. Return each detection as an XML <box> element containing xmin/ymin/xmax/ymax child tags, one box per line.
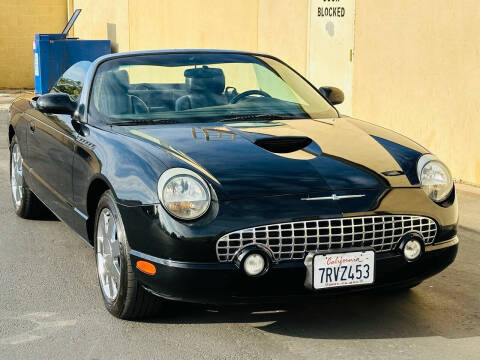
<box><xmin>29</xmin><ymin>121</ymin><xmax>35</xmax><ymax>133</ymax></box>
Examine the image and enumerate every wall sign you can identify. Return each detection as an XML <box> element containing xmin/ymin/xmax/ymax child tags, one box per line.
<box><xmin>318</xmin><ymin>0</ymin><xmax>346</xmax><ymax>18</ymax></box>
<box><xmin>307</xmin><ymin>0</ymin><xmax>355</xmax><ymax>115</ymax></box>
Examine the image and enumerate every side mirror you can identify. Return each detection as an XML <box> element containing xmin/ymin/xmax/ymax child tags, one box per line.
<box><xmin>36</xmin><ymin>93</ymin><xmax>77</xmax><ymax>115</ymax></box>
<box><xmin>319</xmin><ymin>86</ymin><xmax>344</xmax><ymax>105</ymax></box>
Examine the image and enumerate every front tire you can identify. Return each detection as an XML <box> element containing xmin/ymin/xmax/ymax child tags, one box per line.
<box><xmin>9</xmin><ymin>136</ymin><xmax>42</xmax><ymax>219</ymax></box>
<box><xmin>94</xmin><ymin>190</ymin><xmax>164</xmax><ymax>319</ymax></box>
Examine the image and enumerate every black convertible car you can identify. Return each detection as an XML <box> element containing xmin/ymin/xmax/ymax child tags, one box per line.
<box><xmin>8</xmin><ymin>50</ymin><xmax>458</xmax><ymax>319</ymax></box>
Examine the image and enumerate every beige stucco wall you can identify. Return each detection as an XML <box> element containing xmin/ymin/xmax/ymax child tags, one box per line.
<box><xmin>128</xmin><ymin>0</ymin><xmax>258</xmax><ymax>52</ymax></box>
<box><xmin>0</xmin><ymin>0</ymin><xmax>308</xmax><ymax>87</ymax></box>
<box><xmin>352</xmin><ymin>0</ymin><xmax>480</xmax><ymax>185</ymax></box>
<box><xmin>258</xmin><ymin>0</ymin><xmax>308</xmax><ymax>75</ymax></box>
<box><xmin>0</xmin><ymin>0</ymin><xmax>67</xmax><ymax>88</ymax></box>
<box><xmin>71</xmin><ymin>0</ymin><xmax>308</xmax><ymax>75</ymax></box>
<box><xmin>72</xmin><ymin>0</ymin><xmax>130</xmax><ymax>52</ymax></box>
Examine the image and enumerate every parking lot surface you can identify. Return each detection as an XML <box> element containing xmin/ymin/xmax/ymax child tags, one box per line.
<box><xmin>0</xmin><ymin>108</ymin><xmax>479</xmax><ymax>359</ymax></box>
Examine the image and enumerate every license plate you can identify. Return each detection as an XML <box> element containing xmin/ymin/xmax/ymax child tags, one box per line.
<box><xmin>312</xmin><ymin>250</ymin><xmax>375</xmax><ymax>290</ymax></box>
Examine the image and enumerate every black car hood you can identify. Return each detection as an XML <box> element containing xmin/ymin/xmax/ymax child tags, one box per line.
<box><xmin>118</xmin><ymin>117</ymin><xmax>426</xmax><ymax>201</ymax></box>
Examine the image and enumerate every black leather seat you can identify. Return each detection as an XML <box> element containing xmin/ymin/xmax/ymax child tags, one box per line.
<box><xmin>96</xmin><ymin>70</ymin><xmax>151</xmax><ymax>115</ymax></box>
<box><xmin>175</xmin><ymin>66</ymin><xmax>228</xmax><ymax>111</ymax></box>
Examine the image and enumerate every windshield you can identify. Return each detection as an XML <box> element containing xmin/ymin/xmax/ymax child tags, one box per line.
<box><xmin>89</xmin><ymin>53</ymin><xmax>338</xmax><ymax>124</ymax></box>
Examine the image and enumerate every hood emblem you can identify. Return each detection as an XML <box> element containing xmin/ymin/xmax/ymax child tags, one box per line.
<box><xmin>301</xmin><ymin>194</ymin><xmax>366</xmax><ymax>201</ymax></box>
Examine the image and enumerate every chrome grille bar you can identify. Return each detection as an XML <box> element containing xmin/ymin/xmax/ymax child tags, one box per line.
<box><xmin>216</xmin><ymin>215</ymin><xmax>437</xmax><ymax>263</ymax></box>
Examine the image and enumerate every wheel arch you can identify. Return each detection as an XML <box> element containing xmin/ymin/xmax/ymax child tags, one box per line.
<box><xmin>86</xmin><ymin>177</ymin><xmax>113</xmax><ymax>245</ymax></box>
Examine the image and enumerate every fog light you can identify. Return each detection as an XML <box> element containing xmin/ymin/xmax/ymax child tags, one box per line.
<box><xmin>234</xmin><ymin>246</ymin><xmax>271</xmax><ymax>277</ymax></box>
<box><xmin>244</xmin><ymin>253</ymin><xmax>266</xmax><ymax>276</ymax></box>
<box><xmin>403</xmin><ymin>239</ymin><xmax>422</xmax><ymax>261</ymax></box>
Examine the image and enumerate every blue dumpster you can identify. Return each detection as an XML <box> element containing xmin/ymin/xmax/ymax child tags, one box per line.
<box><xmin>33</xmin><ymin>10</ymin><xmax>110</xmax><ymax>94</ymax></box>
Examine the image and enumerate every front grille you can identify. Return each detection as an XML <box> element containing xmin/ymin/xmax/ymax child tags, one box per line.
<box><xmin>216</xmin><ymin>215</ymin><xmax>437</xmax><ymax>263</ymax></box>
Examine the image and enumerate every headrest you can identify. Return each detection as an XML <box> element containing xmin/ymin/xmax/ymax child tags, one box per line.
<box><xmin>115</xmin><ymin>70</ymin><xmax>130</xmax><ymax>88</ymax></box>
<box><xmin>184</xmin><ymin>66</ymin><xmax>225</xmax><ymax>94</ymax></box>
<box><xmin>103</xmin><ymin>70</ymin><xmax>130</xmax><ymax>90</ymax></box>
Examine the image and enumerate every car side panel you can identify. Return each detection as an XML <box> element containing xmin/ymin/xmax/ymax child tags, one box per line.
<box><xmin>24</xmin><ymin>110</ymin><xmax>76</xmax><ymax>205</ymax></box>
<box><xmin>10</xmin><ymin>98</ymin><xmax>89</xmax><ymax>242</ymax></box>
<box><xmin>67</xmin><ymin>125</ymin><xmax>169</xmax><ymax>244</ymax></box>
<box><xmin>72</xmin><ymin>125</ymin><xmax>167</xmax><ymax>214</ymax></box>
<box><xmin>9</xmin><ymin>98</ymin><xmax>31</xmax><ymax>153</ymax></box>
<box><xmin>10</xmin><ymin>99</ymin><xmax>37</xmax><ymax>196</ymax></box>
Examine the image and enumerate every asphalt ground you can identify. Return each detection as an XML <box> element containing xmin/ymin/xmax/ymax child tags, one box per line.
<box><xmin>0</xmin><ymin>106</ymin><xmax>479</xmax><ymax>359</ymax></box>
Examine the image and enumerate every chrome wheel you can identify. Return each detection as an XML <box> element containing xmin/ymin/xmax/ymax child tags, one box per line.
<box><xmin>11</xmin><ymin>143</ymin><xmax>23</xmax><ymax>210</ymax></box>
<box><xmin>96</xmin><ymin>208</ymin><xmax>122</xmax><ymax>302</ymax></box>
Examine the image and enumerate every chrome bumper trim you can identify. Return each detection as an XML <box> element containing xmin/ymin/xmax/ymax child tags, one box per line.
<box><xmin>425</xmin><ymin>236</ymin><xmax>459</xmax><ymax>252</ymax></box>
<box><xmin>216</xmin><ymin>215</ymin><xmax>438</xmax><ymax>263</ymax></box>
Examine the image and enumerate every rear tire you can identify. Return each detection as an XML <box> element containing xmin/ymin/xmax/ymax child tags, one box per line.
<box><xmin>94</xmin><ymin>190</ymin><xmax>164</xmax><ymax>319</ymax></box>
<box><xmin>9</xmin><ymin>136</ymin><xmax>43</xmax><ymax>219</ymax></box>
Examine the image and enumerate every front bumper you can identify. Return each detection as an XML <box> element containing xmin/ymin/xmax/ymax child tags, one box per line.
<box><xmin>130</xmin><ymin>236</ymin><xmax>458</xmax><ymax>305</ymax></box>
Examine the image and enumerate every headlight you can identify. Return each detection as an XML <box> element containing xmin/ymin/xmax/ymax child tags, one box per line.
<box><xmin>417</xmin><ymin>154</ymin><xmax>453</xmax><ymax>202</ymax></box>
<box><xmin>158</xmin><ymin>168</ymin><xmax>211</xmax><ymax>220</ymax></box>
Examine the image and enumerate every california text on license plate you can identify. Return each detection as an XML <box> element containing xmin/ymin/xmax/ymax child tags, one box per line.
<box><xmin>312</xmin><ymin>250</ymin><xmax>375</xmax><ymax>290</ymax></box>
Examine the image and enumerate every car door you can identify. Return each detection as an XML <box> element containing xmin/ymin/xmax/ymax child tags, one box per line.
<box><xmin>26</xmin><ymin>109</ymin><xmax>76</xmax><ymax>214</ymax></box>
<box><xmin>25</xmin><ymin>61</ymin><xmax>91</xmax><ymax>219</ymax></box>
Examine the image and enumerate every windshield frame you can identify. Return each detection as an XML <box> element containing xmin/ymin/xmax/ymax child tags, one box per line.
<box><xmin>85</xmin><ymin>50</ymin><xmax>340</xmax><ymax>126</ymax></box>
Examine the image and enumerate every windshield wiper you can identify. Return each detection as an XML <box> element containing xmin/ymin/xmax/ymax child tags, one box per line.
<box><xmin>220</xmin><ymin>114</ymin><xmax>301</xmax><ymax>122</ymax></box>
<box><xmin>108</xmin><ymin>119</ymin><xmax>179</xmax><ymax>126</ymax></box>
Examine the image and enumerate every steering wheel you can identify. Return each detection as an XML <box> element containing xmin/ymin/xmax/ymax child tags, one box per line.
<box><xmin>229</xmin><ymin>90</ymin><xmax>271</xmax><ymax>104</ymax></box>
<box><xmin>129</xmin><ymin>95</ymin><xmax>150</xmax><ymax>114</ymax></box>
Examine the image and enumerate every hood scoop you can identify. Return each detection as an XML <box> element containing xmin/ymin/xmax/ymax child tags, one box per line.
<box><xmin>254</xmin><ymin>136</ymin><xmax>313</xmax><ymax>154</ymax></box>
